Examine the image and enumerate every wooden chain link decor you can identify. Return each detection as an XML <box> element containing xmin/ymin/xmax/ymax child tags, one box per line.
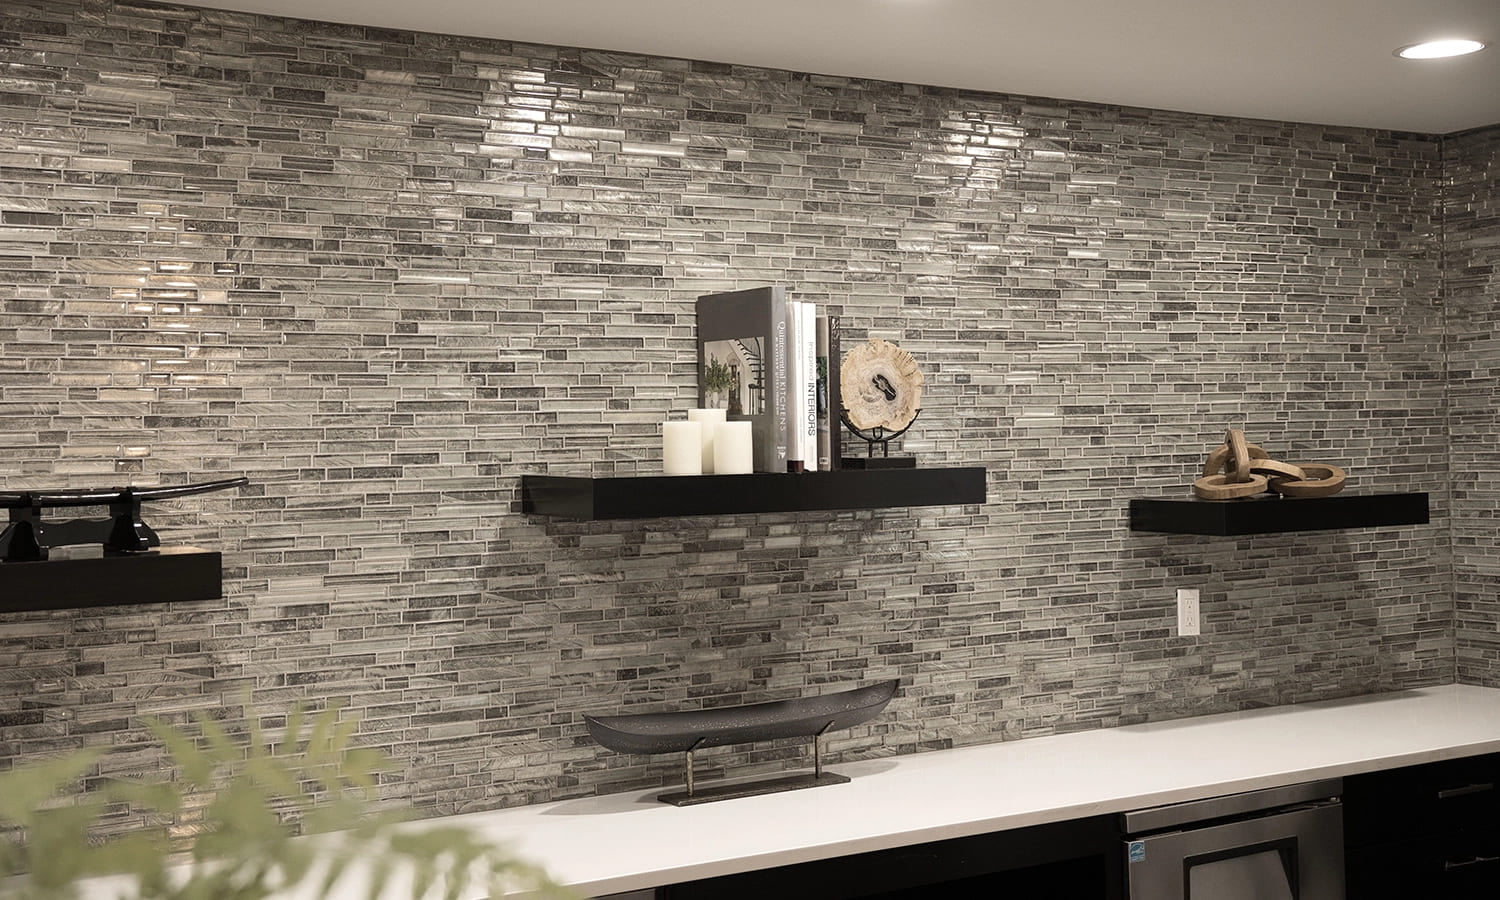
<box><xmin>1193</xmin><ymin>429</ymin><xmax>1347</xmax><ymax>500</ymax></box>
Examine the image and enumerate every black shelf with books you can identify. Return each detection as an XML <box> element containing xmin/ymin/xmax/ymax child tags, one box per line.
<box><xmin>520</xmin><ymin>468</ymin><xmax>987</xmax><ymax>521</ymax></box>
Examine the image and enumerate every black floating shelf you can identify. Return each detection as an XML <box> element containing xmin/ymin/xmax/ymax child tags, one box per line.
<box><xmin>521</xmin><ymin>467</ymin><xmax>986</xmax><ymax>520</ymax></box>
<box><xmin>1128</xmin><ymin>492</ymin><xmax>1429</xmax><ymax>536</ymax></box>
<box><xmin>0</xmin><ymin>547</ymin><xmax>223</xmax><ymax>613</ymax></box>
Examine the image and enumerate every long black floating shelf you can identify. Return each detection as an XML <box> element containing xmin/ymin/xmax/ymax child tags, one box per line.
<box><xmin>0</xmin><ymin>546</ymin><xmax>223</xmax><ymax>613</ymax></box>
<box><xmin>521</xmin><ymin>467</ymin><xmax>987</xmax><ymax>520</ymax></box>
<box><xmin>1128</xmin><ymin>492</ymin><xmax>1430</xmax><ymax>536</ymax></box>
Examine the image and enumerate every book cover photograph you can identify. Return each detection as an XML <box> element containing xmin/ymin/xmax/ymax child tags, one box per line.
<box><xmin>695</xmin><ymin>287</ymin><xmax>789</xmax><ymax>473</ymax></box>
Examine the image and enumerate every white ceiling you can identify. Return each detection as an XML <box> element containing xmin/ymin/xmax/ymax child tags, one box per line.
<box><xmin>169</xmin><ymin>0</ymin><xmax>1500</xmax><ymax>134</ymax></box>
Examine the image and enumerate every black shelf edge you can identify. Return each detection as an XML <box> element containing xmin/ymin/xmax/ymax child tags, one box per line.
<box><xmin>0</xmin><ymin>547</ymin><xmax>223</xmax><ymax>612</ymax></box>
<box><xmin>1128</xmin><ymin>492</ymin><xmax>1430</xmax><ymax>536</ymax></box>
<box><xmin>521</xmin><ymin>467</ymin><xmax>987</xmax><ymax>520</ymax></box>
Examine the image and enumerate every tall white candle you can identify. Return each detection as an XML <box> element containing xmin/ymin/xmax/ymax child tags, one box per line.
<box><xmin>714</xmin><ymin>421</ymin><xmax>754</xmax><ymax>474</ymax></box>
<box><xmin>686</xmin><ymin>408</ymin><xmax>727</xmax><ymax>474</ymax></box>
<box><xmin>662</xmin><ymin>420</ymin><xmax>702</xmax><ymax>476</ymax></box>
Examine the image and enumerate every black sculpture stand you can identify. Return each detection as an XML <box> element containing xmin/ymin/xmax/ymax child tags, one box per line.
<box><xmin>839</xmin><ymin>408</ymin><xmax>920</xmax><ymax>469</ymax></box>
<box><xmin>0</xmin><ymin>478</ymin><xmax>249</xmax><ymax>563</ymax></box>
<box><xmin>659</xmin><ymin>728</ymin><xmax>849</xmax><ymax>807</ymax></box>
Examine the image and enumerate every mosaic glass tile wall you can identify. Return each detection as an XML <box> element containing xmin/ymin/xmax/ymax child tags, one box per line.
<box><xmin>0</xmin><ymin>0</ymin><xmax>1461</xmax><ymax>821</ymax></box>
<box><xmin>1448</xmin><ymin>125</ymin><xmax>1500</xmax><ymax>686</ymax></box>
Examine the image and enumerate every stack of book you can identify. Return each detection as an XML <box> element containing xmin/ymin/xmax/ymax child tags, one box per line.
<box><xmin>695</xmin><ymin>287</ymin><xmax>843</xmax><ymax>473</ymax></box>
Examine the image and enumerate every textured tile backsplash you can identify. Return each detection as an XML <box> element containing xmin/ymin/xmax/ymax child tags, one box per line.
<box><xmin>0</xmin><ymin>0</ymin><xmax>1479</xmax><ymax>822</ymax></box>
<box><xmin>1448</xmin><ymin>126</ymin><xmax>1500</xmax><ymax>686</ymax></box>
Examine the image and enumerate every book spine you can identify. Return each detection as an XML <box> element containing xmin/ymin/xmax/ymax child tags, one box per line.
<box><xmin>785</xmin><ymin>299</ymin><xmax>806</xmax><ymax>472</ymax></box>
<box><xmin>800</xmin><ymin>301</ymin><xmax>818</xmax><ymax>471</ymax></box>
<box><xmin>827</xmin><ymin>315</ymin><xmax>842</xmax><ymax>469</ymax></box>
<box><xmin>770</xmin><ymin>291</ymin><xmax>789</xmax><ymax>473</ymax></box>
<box><xmin>816</xmin><ymin>314</ymin><xmax>831</xmax><ymax>471</ymax></box>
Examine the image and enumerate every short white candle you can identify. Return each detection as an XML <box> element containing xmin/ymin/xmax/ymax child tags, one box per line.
<box><xmin>714</xmin><ymin>421</ymin><xmax>754</xmax><ymax>474</ymax></box>
<box><xmin>686</xmin><ymin>407</ymin><xmax>727</xmax><ymax>473</ymax></box>
<box><xmin>662</xmin><ymin>420</ymin><xmax>702</xmax><ymax>476</ymax></box>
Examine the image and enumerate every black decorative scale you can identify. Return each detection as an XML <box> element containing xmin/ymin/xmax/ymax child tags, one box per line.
<box><xmin>585</xmin><ymin>679</ymin><xmax>899</xmax><ymax>806</ymax></box>
<box><xmin>0</xmin><ymin>477</ymin><xmax>248</xmax><ymax>563</ymax></box>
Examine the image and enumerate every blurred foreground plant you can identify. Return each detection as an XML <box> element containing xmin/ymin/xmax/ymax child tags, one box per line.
<box><xmin>0</xmin><ymin>703</ymin><xmax>570</xmax><ymax>900</ymax></box>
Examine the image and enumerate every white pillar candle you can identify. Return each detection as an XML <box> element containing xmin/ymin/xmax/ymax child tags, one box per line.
<box><xmin>662</xmin><ymin>420</ymin><xmax>702</xmax><ymax>476</ymax></box>
<box><xmin>686</xmin><ymin>407</ymin><xmax>727</xmax><ymax>474</ymax></box>
<box><xmin>713</xmin><ymin>421</ymin><xmax>754</xmax><ymax>474</ymax></box>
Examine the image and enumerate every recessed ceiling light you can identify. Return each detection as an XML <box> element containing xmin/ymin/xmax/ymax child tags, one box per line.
<box><xmin>1395</xmin><ymin>39</ymin><xmax>1486</xmax><ymax>59</ymax></box>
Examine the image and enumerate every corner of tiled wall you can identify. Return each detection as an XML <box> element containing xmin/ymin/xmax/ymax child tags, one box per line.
<box><xmin>1445</xmin><ymin>125</ymin><xmax>1500</xmax><ymax>686</ymax></box>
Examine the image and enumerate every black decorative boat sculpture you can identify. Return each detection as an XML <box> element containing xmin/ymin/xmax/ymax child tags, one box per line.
<box><xmin>585</xmin><ymin>679</ymin><xmax>899</xmax><ymax>806</ymax></box>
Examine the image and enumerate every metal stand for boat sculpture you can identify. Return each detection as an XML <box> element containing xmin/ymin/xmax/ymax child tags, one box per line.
<box><xmin>658</xmin><ymin>725</ymin><xmax>851</xmax><ymax>807</ymax></box>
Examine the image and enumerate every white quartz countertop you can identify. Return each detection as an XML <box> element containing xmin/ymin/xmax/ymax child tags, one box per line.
<box><xmin>440</xmin><ymin>683</ymin><xmax>1500</xmax><ymax>897</ymax></box>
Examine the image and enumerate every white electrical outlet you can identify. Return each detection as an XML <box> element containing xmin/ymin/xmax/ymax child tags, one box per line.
<box><xmin>1177</xmin><ymin>588</ymin><xmax>1201</xmax><ymax>636</ymax></box>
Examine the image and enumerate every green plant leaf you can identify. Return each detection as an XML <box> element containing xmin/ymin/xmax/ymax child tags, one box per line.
<box><xmin>145</xmin><ymin>717</ymin><xmax>214</xmax><ymax>787</ymax></box>
<box><xmin>190</xmin><ymin>712</ymin><xmax>240</xmax><ymax>768</ymax></box>
<box><xmin>0</xmin><ymin>748</ymin><xmax>104</xmax><ymax>827</ymax></box>
<box><xmin>304</xmin><ymin>705</ymin><xmax>339</xmax><ymax>766</ymax></box>
<box><xmin>277</xmin><ymin>704</ymin><xmax>305</xmax><ymax>757</ymax></box>
<box><xmin>2</xmin><ymin>699</ymin><xmax>575</xmax><ymax>900</ymax></box>
<box><xmin>102</xmin><ymin>776</ymin><xmax>182</xmax><ymax>819</ymax></box>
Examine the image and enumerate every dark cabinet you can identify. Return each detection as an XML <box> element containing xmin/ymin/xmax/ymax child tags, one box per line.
<box><xmin>1344</xmin><ymin>753</ymin><xmax>1500</xmax><ymax>899</ymax></box>
<box><xmin>594</xmin><ymin>815</ymin><xmax>1121</xmax><ymax>900</ymax></box>
<box><xmin>597</xmin><ymin>754</ymin><xmax>1500</xmax><ymax>900</ymax></box>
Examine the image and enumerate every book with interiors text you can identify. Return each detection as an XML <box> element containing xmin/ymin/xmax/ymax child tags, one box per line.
<box><xmin>816</xmin><ymin>313</ymin><xmax>833</xmax><ymax>470</ymax></box>
<box><xmin>797</xmin><ymin>299</ymin><xmax>818</xmax><ymax>471</ymax></box>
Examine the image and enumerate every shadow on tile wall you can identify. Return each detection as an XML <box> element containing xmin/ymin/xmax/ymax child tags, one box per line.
<box><xmin>0</xmin><ymin>0</ymin><xmax>1461</xmax><ymax>821</ymax></box>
